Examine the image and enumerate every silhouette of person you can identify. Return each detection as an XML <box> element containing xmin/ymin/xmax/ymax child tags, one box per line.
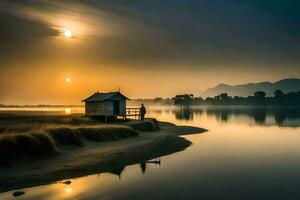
<box><xmin>139</xmin><ymin>162</ymin><xmax>146</xmax><ymax>173</ymax></box>
<box><xmin>140</xmin><ymin>103</ymin><xmax>146</xmax><ymax>121</ymax></box>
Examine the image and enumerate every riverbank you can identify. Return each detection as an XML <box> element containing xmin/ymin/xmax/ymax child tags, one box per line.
<box><xmin>0</xmin><ymin>119</ymin><xmax>206</xmax><ymax>193</ymax></box>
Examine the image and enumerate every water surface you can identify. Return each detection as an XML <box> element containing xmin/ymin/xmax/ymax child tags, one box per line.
<box><xmin>1</xmin><ymin>106</ymin><xmax>300</xmax><ymax>200</ymax></box>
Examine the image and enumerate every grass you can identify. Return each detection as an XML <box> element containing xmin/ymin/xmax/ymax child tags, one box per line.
<box><xmin>0</xmin><ymin>114</ymin><xmax>98</xmax><ymax>134</ymax></box>
<box><xmin>127</xmin><ymin>118</ymin><xmax>160</xmax><ymax>132</ymax></box>
<box><xmin>78</xmin><ymin>125</ymin><xmax>139</xmax><ymax>141</ymax></box>
<box><xmin>48</xmin><ymin>127</ymin><xmax>84</xmax><ymax>146</ymax></box>
<box><xmin>0</xmin><ymin>114</ymin><xmax>159</xmax><ymax>134</ymax></box>
<box><xmin>0</xmin><ymin>125</ymin><xmax>139</xmax><ymax>166</ymax></box>
<box><xmin>0</xmin><ymin>132</ymin><xmax>58</xmax><ymax>166</ymax></box>
<box><xmin>0</xmin><ymin>114</ymin><xmax>160</xmax><ymax>166</ymax></box>
<box><xmin>47</xmin><ymin>126</ymin><xmax>138</xmax><ymax>145</ymax></box>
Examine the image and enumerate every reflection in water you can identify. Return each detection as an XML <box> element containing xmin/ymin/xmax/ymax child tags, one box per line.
<box><xmin>0</xmin><ymin>159</ymin><xmax>162</xmax><ymax>200</ymax></box>
<box><xmin>173</xmin><ymin>107</ymin><xmax>194</xmax><ymax>121</ymax></box>
<box><xmin>110</xmin><ymin>167</ymin><xmax>126</xmax><ymax>179</ymax></box>
<box><xmin>106</xmin><ymin>159</ymin><xmax>161</xmax><ymax>179</ymax></box>
<box><xmin>64</xmin><ymin>108</ymin><xmax>72</xmax><ymax>115</ymax></box>
<box><xmin>64</xmin><ymin>187</ymin><xmax>72</xmax><ymax>193</ymax></box>
<box><xmin>252</xmin><ymin>109</ymin><xmax>267</xmax><ymax>124</ymax></box>
<box><xmin>139</xmin><ymin>158</ymin><xmax>161</xmax><ymax>174</ymax></box>
<box><xmin>149</xmin><ymin>109</ymin><xmax>163</xmax><ymax>115</ymax></box>
<box><xmin>163</xmin><ymin>106</ymin><xmax>300</xmax><ymax>127</ymax></box>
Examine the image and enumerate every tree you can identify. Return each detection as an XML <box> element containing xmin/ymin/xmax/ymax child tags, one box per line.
<box><xmin>274</xmin><ymin>90</ymin><xmax>284</xmax><ymax>97</ymax></box>
<box><xmin>214</xmin><ymin>93</ymin><xmax>229</xmax><ymax>101</ymax></box>
<box><xmin>253</xmin><ymin>91</ymin><xmax>266</xmax><ymax>105</ymax></box>
<box><xmin>254</xmin><ymin>91</ymin><xmax>266</xmax><ymax>98</ymax></box>
<box><xmin>153</xmin><ymin>97</ymin><xmax>163</xmax><ymax>103</ymax></box>
<box><xmin>173</xmin><ymin>94</ymin><xmax>194</xmax><ymax>106</ymax></box>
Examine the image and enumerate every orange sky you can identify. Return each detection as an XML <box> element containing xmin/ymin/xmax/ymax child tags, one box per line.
<box><xmin>0</xmin><ymin>0</ymin><xmax>299</xmax><ymax>104</ymax></box>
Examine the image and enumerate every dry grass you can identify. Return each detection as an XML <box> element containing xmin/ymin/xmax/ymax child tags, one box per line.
<box><xmin>0</xmin><ymin>125</ymin><xmax>139</xmax><ymax>166</ymax></box>
<box><xmin>0</xmin><ymin>132</ymin><xmax>58</xmax><ymax>166</ymax></box>
<box><xmin>0</xmin><ymin>114</ymin><xmax>97</xmax><ymax>134</ymax></box>
<box><xmin>127</xmin><ymin>118</ymin><xmax>160</xmax><ymax>132</ymax></box>
<box><xmin>0</xmin><ymin>114</ymin><xmax>160</xmax><ymax>166</ymax></box>
<box><xmin>48</xmin><ymin>127</ymin><xmax>84</xmax><ymax>146</ymax></box>
<box><xmin>78</xmin><ymin>125</ymin><xmax>139</xmax><ymax>141</ymax></box>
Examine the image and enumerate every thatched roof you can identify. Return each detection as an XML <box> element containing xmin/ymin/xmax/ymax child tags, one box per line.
<box><xmin>82</xmin><ymin>92</ymin><xmax>130</xmax><ymax>102</ymax></box>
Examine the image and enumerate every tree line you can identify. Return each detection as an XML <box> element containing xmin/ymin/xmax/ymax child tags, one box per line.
<box><xmin>173</xmin><ymin>90</ymin><xmax>300</xmax><ymax>106</ymax></box>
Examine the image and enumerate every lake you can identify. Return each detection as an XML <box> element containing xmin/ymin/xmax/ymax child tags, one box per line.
<box><xmin>1</xmin><ymin>106</ymin><xmax>300</xmax><ymax>200</ymax></box>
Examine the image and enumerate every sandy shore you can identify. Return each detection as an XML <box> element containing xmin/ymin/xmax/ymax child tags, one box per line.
<box><xmin>0</xmin><ymin>121</ymin><xmax>206</xmax><ymax>193</ymax></box>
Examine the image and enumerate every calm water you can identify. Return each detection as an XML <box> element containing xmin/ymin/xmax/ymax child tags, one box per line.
<box><xmin>1</xmin><ymin>106</ymin><xmax>300</xmax><ymax>200</ymax></box>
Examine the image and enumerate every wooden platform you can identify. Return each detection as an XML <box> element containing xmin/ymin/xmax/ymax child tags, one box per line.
<box><xmin>126</xmin><ymin>108</ymin><xmax>140</xmax><ymax>119</ymax></box>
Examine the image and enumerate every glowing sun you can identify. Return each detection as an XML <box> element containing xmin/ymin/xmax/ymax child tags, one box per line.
<box><xmin>65</xmin><ymin>77</ymin><xmax>71</xmax><ymax>83</ymax></box>
<box><xmin>64</xmin><ymin>30</ymin><xmax>73</xmax><ymax>38</ymax></box>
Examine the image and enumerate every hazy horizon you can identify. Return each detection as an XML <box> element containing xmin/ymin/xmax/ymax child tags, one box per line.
<box><xmin>0</xmin><ymin>0</ymin><xmax>299</xmax><ymax>104</ymax></box>
<box><xmin>0</xmin><ymin>77</ymin><xmax>299</xmax><ymax>106</ymax></box>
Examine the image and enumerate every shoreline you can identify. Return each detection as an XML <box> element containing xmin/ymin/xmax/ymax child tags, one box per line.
<box><xmin>0</xmin><ymin>120</ymin><xmax>207</xmax><ymax>193</ymax></box>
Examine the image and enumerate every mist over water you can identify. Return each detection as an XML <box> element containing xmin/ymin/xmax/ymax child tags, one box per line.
<box><xmin>148</xmin><ymin>106</ymin><xmax>300</xmax><ymax>128</ymax></box>
<box><xmin>1</xmin><ymin>106</ymin><xmax>300</xmax><ymax>200</ymax></box>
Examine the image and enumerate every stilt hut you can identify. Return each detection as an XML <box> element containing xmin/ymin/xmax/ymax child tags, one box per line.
<box><xmin>82</xmin><ymin>91</ymin><xmax>130</xmax><ymax>119</ymax></box>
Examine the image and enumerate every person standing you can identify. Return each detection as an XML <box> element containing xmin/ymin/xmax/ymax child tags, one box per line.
<box><xmin>140</xmin><ymin>103</ymin><xmax>146</xmax><ymax>120</ymax></box>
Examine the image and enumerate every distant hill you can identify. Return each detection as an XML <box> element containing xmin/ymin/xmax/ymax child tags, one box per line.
<box><xmin>201</xmin><ymin>78</ymin><xmax>300</xmax><ymax>97</ymax></box>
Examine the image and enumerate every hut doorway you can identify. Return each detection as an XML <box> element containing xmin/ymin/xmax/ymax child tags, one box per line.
<box><xmin>113</xmin><ymin>101</ymin><xmax>120</xmax><ymax>115</ymax></box>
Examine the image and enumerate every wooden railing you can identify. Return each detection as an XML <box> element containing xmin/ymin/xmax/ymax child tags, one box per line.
<box><xmin>126</xmin><ymin>107</ymin><xmax>140</xmax><ymax>119</ymax></box>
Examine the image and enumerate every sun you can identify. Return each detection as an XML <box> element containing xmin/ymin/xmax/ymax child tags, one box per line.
<box><xmin>64</xmin><ymin>30</ymin><xmax>73</xmax><ymax>38</ymax></box>
<box><xmin>65</xmin><ymin>77</ymin><xmax>71</xmax><ymax>83</ymax></box>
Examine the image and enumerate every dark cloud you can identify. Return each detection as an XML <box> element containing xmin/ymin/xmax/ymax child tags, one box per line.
<box><xmin>0</xmin><ymin>0</ymin><xmax>299</xmax><ymax>69</ymax></box>
<box><xmin>0</xmin><ymin>11</ymin><xmax>59</xmax><ymax>65</ymax></box>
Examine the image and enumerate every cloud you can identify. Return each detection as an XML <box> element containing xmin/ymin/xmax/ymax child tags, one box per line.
<box><xmin>0</xmin><ymin>0</ymin><xmax>299</xmax><ymax>69</ymax></box>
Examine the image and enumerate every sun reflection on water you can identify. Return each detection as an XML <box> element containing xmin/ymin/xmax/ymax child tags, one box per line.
<box><xmin>65</xmin><ymin>108</ymin><xmax>72</xmax><ymax>115</ymax></box>
<box><xmin>64</xmin><ymin>187</ymin><xmax>73</xmax><ymax>193</ymax></box>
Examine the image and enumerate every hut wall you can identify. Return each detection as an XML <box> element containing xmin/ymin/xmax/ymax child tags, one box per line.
<box><xmin>119</xmin><ymin>99</ymin><xmax>126</xmax><ymax>117</ymax></box>
<box><xmin>85</xmin><ymin>101</ymin><xmax>114</xmax><ymax>116</ymax></box>
<box><xmin>109</xmin><ymin>94</ymin><xmax>126</xmax><ymax>117</ymax></box>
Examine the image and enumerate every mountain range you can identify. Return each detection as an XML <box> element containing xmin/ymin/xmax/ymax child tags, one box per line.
<box><xmin>201</xmin><ymin>78</ymin><xmax>300</xmax><ymax>97</ymax></box>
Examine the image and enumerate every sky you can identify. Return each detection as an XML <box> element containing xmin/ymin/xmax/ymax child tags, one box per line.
<box><xmin>0</xmin><ymin>0</ymin><xmax>299</xmax><ymax>104</ymax></box>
